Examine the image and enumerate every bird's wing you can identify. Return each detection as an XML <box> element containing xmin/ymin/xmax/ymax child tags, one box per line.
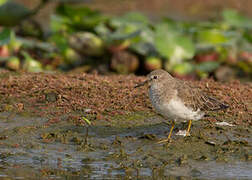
<box><xmin>175</xmin><ymin>80</ymin><xmax>228</xmax><ymax>112</ymax></box>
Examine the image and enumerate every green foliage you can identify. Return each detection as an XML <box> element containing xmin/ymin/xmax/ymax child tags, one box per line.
<box><xmin>197</xmin><ymin>29</ymin><xmax>229</xmax><ymax>45</ymax></box>
<box><xmin>154</xmin><ymin>23</ymin><xmax>195</xmax><ymax>65</ymax></box>
<box><xmin>55</xmin><ymin>4</ymin><xmax>108</xmax><ymax>31</ymax></box>
<box><xmin>0</xmin><ymin>3</ymin><xmax>251</xmax><ymax>78</ymax></box>
<box><xmin>0</xmin><ymin>28</ymin><xmax>11</xmax><ymax>45</ymax></box>
<box><xmin>22</xmin><ymin>51</ymin><xmax>43</xmax><ymax>72</ymax></box>
<box><xmin>222</xmin><ymin>9</ymin><xmax>252</xmax><ymax>28</ymax></box>
<box><xmin>173</xmin><ymin>63</ymin><xmax>194</xmax><ymax>75</ymax></box>
<box><xmin>129</xmin><ymin>26</ymin><xmax>155</xmax><ymax>55</ymax></box>
<box><xmin>96</xmin><ymin>12</ymin><xmax>150</xmax><ymax>48</ymax></box>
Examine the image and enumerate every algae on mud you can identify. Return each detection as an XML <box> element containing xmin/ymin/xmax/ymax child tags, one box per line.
<box><xmin>0</xmin><ymin>71</ymin><xmax>251</xmax><ymax>179</ymax></box>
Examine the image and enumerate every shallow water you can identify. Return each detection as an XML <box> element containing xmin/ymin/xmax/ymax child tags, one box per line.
<box><xmin>1</xmin><ymin>146</ymin><xmax>251</xmax><ymax>179</ymax></box>
<box><xmin>0</xmin><ymin>112</ymin><xmax>251</xmax><ymax>179</ymax></box>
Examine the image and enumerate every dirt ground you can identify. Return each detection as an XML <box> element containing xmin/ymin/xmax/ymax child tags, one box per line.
<box><xmin>0</xmin><ymin>70</ymin><xmax>251</xmax><ymax>124</ymax></box>
<box><xmin>0</xmin><ymin>70</ymin><xmax>251</xmax><ymax>179</ymax></box>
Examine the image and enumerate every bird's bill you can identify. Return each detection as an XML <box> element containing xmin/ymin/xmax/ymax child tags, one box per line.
<box><xmin>134</xmin><ymin>79</ymin><xmax>149</xmax><ymax>88</ymax></box>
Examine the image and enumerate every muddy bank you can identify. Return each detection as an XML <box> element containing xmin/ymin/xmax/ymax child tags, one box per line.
<box><xmin>0</xmin><ymin>71</ymin><xmax>251</xmax><ymax>125</ymax></box>
<box><xmin>0</xmin><ymin>71</ymin><xmax>251</xmax><ymax>179</ymax></box>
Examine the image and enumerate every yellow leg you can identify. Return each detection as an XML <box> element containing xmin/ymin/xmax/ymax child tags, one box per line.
<box><xmin>157</xmin><ymin>121</ymin><xmax>175</xmax><ymax>144</ymax></box>
<box><xmin>186</xmin><ymin>120</ymin><xmax>192</xmax><ymax>136</ymax></box>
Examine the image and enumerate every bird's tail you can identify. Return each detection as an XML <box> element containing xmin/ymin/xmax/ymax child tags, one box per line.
<box><xmin>207</xmin><ymin>96</ymin><xmax>229</xmax><ymax>111</ymax></box>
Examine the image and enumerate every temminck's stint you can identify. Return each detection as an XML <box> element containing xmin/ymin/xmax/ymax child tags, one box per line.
<box><xmin>135</xmin><ymin>69</ymin><xmax>229</xmax><ymax>143</ymax></box>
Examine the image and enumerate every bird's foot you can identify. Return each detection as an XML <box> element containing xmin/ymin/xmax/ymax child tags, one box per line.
<box><xmin>186</xmin><ymin>131</ymin><xmax>191</xmax><ymax>137</ymax></box>
<box><xmin>156</xmin><ymin>138</ymin><xmax>172</xmax><ymax>144</ymax></box>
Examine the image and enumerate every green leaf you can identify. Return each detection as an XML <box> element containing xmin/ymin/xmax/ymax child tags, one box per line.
<box><xmin>0</xmin><ymin>29</ymin><xmax>22</xmax><ymax>53</ymax></box>
<box><xmin>197</xmin><ymin>29</ymin><xmax>230</xmax><ymax>45</ymax></box>
<box><xmin>154</xmin><ymin>23</ymin><xmax>195</xmax><ymax>64</ymax></box>
<box><xmin>97</xmin><ymin>12</ymin><xmax>151</xmax><ymax>49</ymax></box>
<box><xmin>49</xmin><ymin>33</ymin><xmax>69</xmax><ymax>53</ymax></box>
<box><xmin>109</xmin><ymin>28</ymin><xmax>141</xmax><ymax>41</ymax></box>
<box><xmin>107</xmin><ymin>12</ymin><xmax>149</xmax><ymax>43</ymax></box>
<box><xmin>102</xmin><ymin>24</ymin><xmax>143</xmax><ymax>46</ymax></box>
<box><xmin>129</xmin><ymin>26</ymin><xmax>155</xmax><ymax>55</ymax></box>
<box><xmin>154</xmin><ymin>24</ymin><xmax>174</xmax><ymax>58</ymax></box>
<box><xmin>130</xmin><ymin>42</ymin><xmax>156</xmax><ymax>55</ymax></box>
<box><xmin>173</xmin><ymin>62</ymin><xmax>194</xmax><ymax>75</ymax></box>
<box><xmin>82</xmin><ymin>116</ymin><xmax>91</xmax><ymax>125</ymax></box>
<box><xmin>8</xmin><ymin>29</ymin><xmax>16</xmax><ymax>51</ymax></box>
<box><xmin>50</xmin><ymin>15</ymin><xmax>71</xmax><ymax>33</ymax></box>
<box><xmin>18</xmin><ymin>37</ymin><xmax>55</xmax><ymax>52</ymax></box>
<box><xmin>95</xmin><ymin>23</ymin><xmax>110</xmax><ymax>36</ymax></box>
<box><xmin>0</xmin><ymin>28</ymin><xmax>11</xmax><ymax>45</ymax></box>
<box><xmin>222</xmin><ymin>9</ymin><xmax>252</xmax><ymax>28</ymax></box>
<box><xmin>56</xmin><ymin>4</ymin><xmax>108</xmax><ymax>30</ymax></box>
<box><xmin>22</xmin><ymin>51</ymin><xmax>43</xmax><ymax>72</ymax></box>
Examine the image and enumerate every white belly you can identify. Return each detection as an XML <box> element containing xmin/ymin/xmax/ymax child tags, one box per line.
<box><xmin>152</xmin><ymin>98</ymin><xmax>204</xmax><ymax>121</ymax></box>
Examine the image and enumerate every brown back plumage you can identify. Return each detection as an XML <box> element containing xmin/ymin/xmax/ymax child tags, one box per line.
<box><xmin>175</xmin><ymin>80</ymin><xmax>229</xmax><ymax>112</ymax></box>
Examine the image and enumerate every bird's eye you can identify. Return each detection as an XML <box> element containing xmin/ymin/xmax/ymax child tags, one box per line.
<box><xmin>153</xmin><ymin>75</ymin><xmax>157</xmax><ymax>79</ymax></box>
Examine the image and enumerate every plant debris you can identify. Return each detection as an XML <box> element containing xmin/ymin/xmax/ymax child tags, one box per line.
<box><xmin>0</xmin><ymin>71</ymin><xmax>251</xmax><ymax>126</ymax></box>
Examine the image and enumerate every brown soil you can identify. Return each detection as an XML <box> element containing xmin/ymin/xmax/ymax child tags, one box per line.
<box><xmin>0</xmin><ymin>71</ymin><xmax>251</xmax><ymax>126</ymax></box>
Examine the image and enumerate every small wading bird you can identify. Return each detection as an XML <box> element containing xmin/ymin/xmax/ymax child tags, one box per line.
<box><xmin>135</xmin><ymin>69</ymin><xmax>229</xmax><ymax>143</ymax></box>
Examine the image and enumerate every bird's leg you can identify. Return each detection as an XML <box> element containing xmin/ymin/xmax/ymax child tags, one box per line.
<box><xmin>157</xmin><ymin>120</ymin><xmax>175</xmax><ymax>144</ymax></box>
<box><xmin>186</xmin><ymin>120</ymin><xmax>192</xmax><ymax>136</ymax></box>
<box><xmin>167</xmin><ymin>120</ymin><xmax>175</xmax><ymax>139</ymax></box>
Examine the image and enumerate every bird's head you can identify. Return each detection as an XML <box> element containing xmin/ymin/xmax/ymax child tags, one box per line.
<box><xmin>135</xmin><ymin>69</ymin><xmax>173</xmax><ymax>88</ymax></box>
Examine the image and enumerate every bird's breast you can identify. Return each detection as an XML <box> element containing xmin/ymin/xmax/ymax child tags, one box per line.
<box><xmin>149</xmin><ymin>87</ymin><xmax>170</xmax><ymax>116</ymax></box>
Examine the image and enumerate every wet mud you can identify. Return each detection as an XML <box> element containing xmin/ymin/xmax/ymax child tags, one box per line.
<box><xmin>0</xmin><ymin>71</ymin><xmax>251</xmax><ymax>179</ymax></box>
